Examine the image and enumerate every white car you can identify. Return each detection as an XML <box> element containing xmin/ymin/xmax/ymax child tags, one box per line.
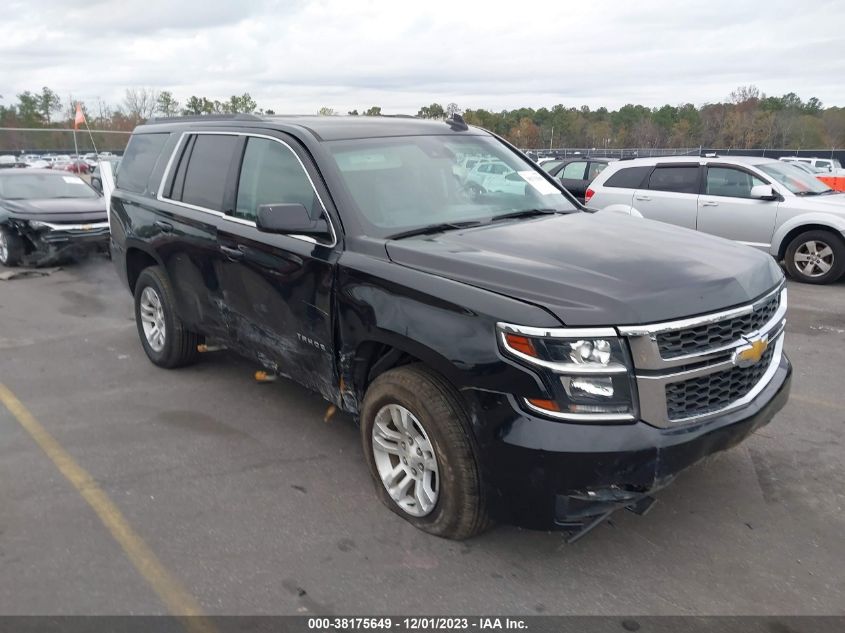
<box><xmin>586</xmin><ymin>155</ymin><xmax>845</xmax><ymax>284</ymax></box>
<box><xmin>779</xmin><ymin>156</ymin><xmax>843</xmax><ymax>174</ymax></box>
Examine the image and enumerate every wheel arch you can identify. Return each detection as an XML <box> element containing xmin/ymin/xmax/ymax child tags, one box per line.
<box><xmin>125</xmin><ymin>244</ymin><xmax>164</xmax><ymax>293</ymax></box>
<box><xmin>774</xmin><ymin>219</ymin><xmax>845</xmax><ymax>260</ymax></box>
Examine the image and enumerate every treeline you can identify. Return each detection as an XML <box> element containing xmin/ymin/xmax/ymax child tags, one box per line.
<box><xmin>2</xmin><ymin>85</ymin><xmax>844</xmax><ymax>151</ymax></box>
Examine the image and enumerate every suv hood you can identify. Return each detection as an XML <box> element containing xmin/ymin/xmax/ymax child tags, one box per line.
<box><xmin>385</xmin><ymin>213</ymin><xmax>783</xmax><ymax>326</ymax></box>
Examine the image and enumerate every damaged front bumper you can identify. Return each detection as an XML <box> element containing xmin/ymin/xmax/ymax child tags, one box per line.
<box><xmin>18</xmin><ymin>220</ymin><xmax>110</xmax><ymax>265</ymax></box>
<box><xmin>482</xmin><ymin>353</ymin><xmax>791</xmax><ymax>535</ymax></box>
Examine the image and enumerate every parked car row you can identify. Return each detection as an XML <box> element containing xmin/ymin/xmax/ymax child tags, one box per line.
<box><xmin>0</xmin><ymin>151</ymin><xmax>119</xmax><ymax>174</ymax></box>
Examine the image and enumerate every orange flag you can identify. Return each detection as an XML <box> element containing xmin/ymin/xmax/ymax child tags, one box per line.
<box><xmin>74</xmin><ymin>103</ymin><xmax>85</xmax><ymax>130</ymax></box>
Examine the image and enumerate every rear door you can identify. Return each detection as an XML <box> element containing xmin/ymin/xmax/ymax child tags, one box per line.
<box><xmin>155</xmin><ymin>132</ymin><xmax>241</xmax><ymax>339</ymax></box>
<box><xmin>696</xmin><ymin>164</ymin><xmax>778</xmax><ymax>249</ymax></box>
<box><xmin>633</xmin><ymin>163</ymin><xmax>700</xmax><ymax>229</ymax></box>
<box><xmin>558</xmin><ymin>160</ymin><xmax>588</xmax><ymax>199</ymax></box>
<box><xmin>215</xmin><ymin>132</ymin><xmax>340</xmax><ymax>397</ymax></box>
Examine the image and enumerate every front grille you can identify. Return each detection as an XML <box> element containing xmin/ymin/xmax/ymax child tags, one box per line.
<box><xmin>665</xmin><ymin>344</ymin><xmax>776</xmax><ymax>420</ymax></box>
<box><xmin>657</xmin><ymin>293</ymin><xmax>780</xmax><ymax>359</ymax></box>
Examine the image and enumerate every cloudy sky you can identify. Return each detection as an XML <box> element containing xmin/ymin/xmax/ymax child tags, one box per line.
<box><xmin>2</xmin><ymin>0</ymin><xmax>844</xmax><ymax>115</ymax></box>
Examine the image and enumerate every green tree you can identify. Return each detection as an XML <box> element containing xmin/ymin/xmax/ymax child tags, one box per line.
<box><xmin>318</xmin><ymin>106</ymin><xmax>336</xmax><ymax>116</ymax></box>
<box><xmin>38</xmin><ymin>87</ymin><xmax>61</xmax><ymax>125</ymax></box>
<box><xmin>417</xmin><ymin>103</ymin><xmax>444</xmax><ymax>119</ymax></box>
<box><xmin>156</xmin><ymin>91</ymin><xmax>181</xmax><ymax>117</ymax></box>
<box><xmin>364</xmin><ymin>106</ymin><xmax>382</xmax><ymax>116</ymax></box>
<box><xmin>16</xmin><ymin>91</ymin><xmax>42</xmax><ymax>126</ymax></box>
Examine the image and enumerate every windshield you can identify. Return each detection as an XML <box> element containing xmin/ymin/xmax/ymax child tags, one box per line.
<box><xmin>0</xmin><ymin>173</ymin><xmax>99</xmax><ymax>200</ymax></box>
<box><xmin>757</xmin><ymin>161</ymin><xmax>832</xmax><ymax>195</ymax></box>
<box><xmin>325</xmin><ymin>135</ymin><xmax>577</xmax><ymax>237</ymax></box>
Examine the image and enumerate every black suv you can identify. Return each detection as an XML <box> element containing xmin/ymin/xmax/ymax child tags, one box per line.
<box><xmin>110</xmin><ymin>115</ymin><xmax>791</xmax><ymax>540</ymax></box>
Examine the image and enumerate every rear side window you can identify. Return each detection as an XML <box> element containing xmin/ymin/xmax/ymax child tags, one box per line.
<box><xmin>647</xmin><ymin>166</ymin><xmax>699</xmax><ymax>194</ymax></box>
<box><xmin>116</xmin><ymin>133</ymin><xmax>168</xmax><ymax>194</ymax></box>
<box><xmin>234</xmin><ymin>137</ymin><xmax>321</xmax><ymax>222</ymax></box>
<box><xmin>179</xmin><ymin>134</ymin><xmax>239</xmax><ymax>211</ymax></box>
<box><xmin>603</xmin><ymin>166</ymin><xmax>651</xmax><ymax>189</ymax></box>
<box><xmin>561</xmin><ymin>161</ymin><xmax>587</xmax><ymax>179</ymax></box>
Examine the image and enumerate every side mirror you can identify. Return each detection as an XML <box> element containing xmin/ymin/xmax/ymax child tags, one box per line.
<box><xmin>750</xmin><ymin>184</ymin><xmax>778</xmax><ymax>200</ymax></box>
<box><xmin>256</xmin><ymin>203</ymin><xmax>329</xmax><ymax>236</ymax></box>
<box><xmin>90</xmin><ymin>176</ymin><xmax>103</xmax><ymax>193</ymax></box>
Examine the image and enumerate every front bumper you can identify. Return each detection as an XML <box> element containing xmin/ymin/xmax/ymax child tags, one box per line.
<box><xmin>26</xmin><ymin>223</ymin><xmax>110</xmax><ymax>265</ymax></box>
<box><xmin>481</xmin><ymin>353</ymin><xmax>791</xmax><ymax>531</ymax></box>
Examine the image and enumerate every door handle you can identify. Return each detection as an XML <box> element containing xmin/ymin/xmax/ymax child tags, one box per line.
<box><xmin>154</xmin><ymin>220</ymin><xmax>173</xmax><ymax>233</ymax></box>
<box><xmin>634</xmin><ymin>195</ymin><xmax>651</xmax><ymax>201</ymax></box>
<box><xmin>219</xmin><ymin>244</ymin><xmax>245</xmax><ymax>260</ymax></box>
<box><xmin>701</xmin><ymin>200</ymin><xmax>719</xmax><ymax>207</ymax></box>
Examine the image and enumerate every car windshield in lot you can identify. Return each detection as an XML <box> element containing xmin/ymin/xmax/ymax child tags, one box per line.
<box><xmin>0</xmin><ymin>172</ymin><xmax>99</xmax><ymax>200</ymax></box>
<box><xmin>758</xmin><ymin>161</ymin><xmax>833</xmax><ymax>195</ymax></box>
<box><xmin>325</xmin><ymin>135</ymin><xmax>577</xmax><ymax>237</ymax></box>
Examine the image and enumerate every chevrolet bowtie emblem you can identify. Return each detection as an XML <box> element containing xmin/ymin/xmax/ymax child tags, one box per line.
<box><xmin>733</xmin><ymin>336</ymin><xmax>769</xmax><ymax>368</ymax></box>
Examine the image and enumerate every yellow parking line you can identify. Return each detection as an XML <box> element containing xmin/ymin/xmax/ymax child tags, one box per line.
<box><xmin>0</xmin><ymin>383</ymin><xmax>214</xmax><ymax>633</ymax></box>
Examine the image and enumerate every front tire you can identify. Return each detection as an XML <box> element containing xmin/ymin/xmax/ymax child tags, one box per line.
<box><xmin>133</xmin><ymin>266</ymin><xmax>200</xmax><ymax>368</ymax></box>
<box><xmin>360</xmin><ymin>365</ymin><xmax>490</xmax><ymax>540</ymax></box>
<box><xmin>784</xmin><ymin>230</ymin><xmax>845</xmax><ymax>284</ymax></box>
<box><xmin>0</xmin><ymin>228</ymin><xmax>24</xmax><ymax>267</ymax></box>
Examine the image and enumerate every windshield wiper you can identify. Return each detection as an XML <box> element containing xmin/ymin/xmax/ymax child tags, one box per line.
<box><xmin>388</xmin><ymin>220</ymin><xmax>484</xmax><ymax>240</ymax></box>
<box><xmin>489</xmin><ymin>208</ymin><xmax>560</xmax><ymax>222</ymax></box>
<box><xmin>793</xmin><ymin>191</ymin><xmax>822</xmax><ymax>196</ymax></box>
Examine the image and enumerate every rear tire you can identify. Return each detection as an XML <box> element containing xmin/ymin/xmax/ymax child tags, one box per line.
<box><xmin>133</xmin><ymin>266</ymin><xmax>200</xmax><ymax>368</ymax></box>
<box><xmin>0</xmin><ymin>228</ymin><xmax>24</xmax><ymax>267</ymax></box>
<box><xmin>784</xmin><ymin>230</ymin><xmax>845</xmax><ymax>284</ymax></box>
<box><xmin>360</xmin><ymin>364</ymin><xmax>491</xmax><ymax>540</ymax></box>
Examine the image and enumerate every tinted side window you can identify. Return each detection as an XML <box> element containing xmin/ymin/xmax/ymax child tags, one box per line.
<box><xmin>561</xmin><ymin>161</ymin><xmax>587</xmax><ymax>179</ymax></box>
<box><xmin>235</xmin><ymin>137</ymin><xmax>321</xmax><ymax>222</ymax></box>
<box><xmin>647</xmin><ymin>166</ymin><xmax>699</xmax><ymax>194</ymax></box>
<box><xmin>116</xmin><ymin>133</ymin><xmax>169</xmax><ymax>194</ymax></box>
<box><xmin>604</xmin><ymin>166</ymin><xmax>650</xmax><ymax>189</ymax></box>
<box><xmin>180</xmin><ymin>134</ymin><xmax>239</xmax><ymax>211</ymax></box>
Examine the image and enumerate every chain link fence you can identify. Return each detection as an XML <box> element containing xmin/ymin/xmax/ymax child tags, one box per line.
<box><xmin>0</xmin><ymin>127</ymin><xmax>131</xmax><ymax>156</ymax></box>
<box><xmin>530</xmin><ymin>147</ymin><xmax>845</xmax><ymax>162</ymax></box>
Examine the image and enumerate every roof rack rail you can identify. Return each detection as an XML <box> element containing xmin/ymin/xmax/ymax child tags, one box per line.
<box><xmin>147</xmin><ymin>114</ymin><xmax>263</xmax><ymax>124</ymax></box>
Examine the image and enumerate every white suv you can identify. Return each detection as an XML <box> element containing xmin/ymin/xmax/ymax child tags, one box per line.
<box><xmin>779</xmin><ymin>156</ymin><xmax>843</xmax><ymax>174</ymax></box>
<box><xmin>586</xmin><ymin>155</ymin><xmax>845</xmax><ymax>284</ymax></box>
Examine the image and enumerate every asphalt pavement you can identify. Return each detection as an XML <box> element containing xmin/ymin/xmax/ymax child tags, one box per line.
<box><xmin>0</xmin><ymin>256</ymin><xmax>843</xmax><ymax>615</ymax></box>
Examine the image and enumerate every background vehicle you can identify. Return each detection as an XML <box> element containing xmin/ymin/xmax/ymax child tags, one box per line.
<box><xmin>779</xmin><ymin>156</ymin><xmax>843</xmax><ymax>173</ymax></box>
<box><xmin>587</xmin><ymin>155</ymin><xmax>845</xmax><ymax>284</ymax></box>
<box><xmin>0</xmin><ymin>169</ymin><xmax>109</xmax><ymax>266</ymax></box>
<box><xmin>545</xmin><ymin>157</ymin><xmax>616</xmax><ymax>202</ymax></box>
<box><xmin>110</xmin><ymin>115</ymin><xmax>789</xmax><ymax>541</ymax></box>
<box><xmin>90</xmin><ymin>157</ymin><xmax>121</xmax><ymax>193</ymax></box>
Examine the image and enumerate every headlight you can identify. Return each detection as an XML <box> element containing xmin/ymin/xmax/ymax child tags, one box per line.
<box><xmin>498</xmin><ymin>323</ymin><xmax>637</xmax><ymax>423</ymax></box>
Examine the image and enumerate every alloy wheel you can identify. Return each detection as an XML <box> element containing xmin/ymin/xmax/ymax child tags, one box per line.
<box><xmin>794</xmin><ymin>239</ymin><xmax>834</xmax><ymax>278</ymax></box>
<box><xmin>0</xmin><ymin>232</ymin><xmax>7</xmax><ymax>264</ymax></box>
<box><xmin>139</xmin><ymin>286</ymin><xmax>166</xmax><ymax>352</ymax></box>
<box><xmin>371</xmin><ymin>403</ymin><xmax>440</xmax><ymax>517</ymax></box>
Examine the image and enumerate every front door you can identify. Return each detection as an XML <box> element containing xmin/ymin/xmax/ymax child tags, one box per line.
<box><xmin>215</xmin><ymin>133</ymin><xmax>340</xmax><ymax>401</ymax></box>
<box><xmin>696</xmin><ymin>165</ymin><xmax>779</xmax><ymax>249</ymax></box>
